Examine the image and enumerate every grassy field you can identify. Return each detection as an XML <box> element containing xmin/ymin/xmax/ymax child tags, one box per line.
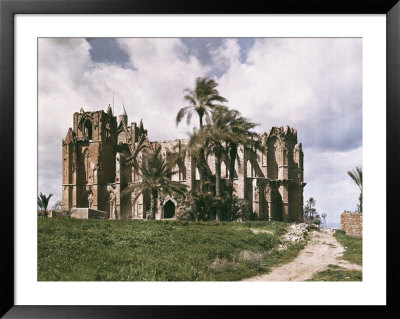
<box><xmin>307</xmin><ymin>264</ymin><xmax>362</xmax><ymax>281</ymax></box>
<box><xmin>334</xmin><ymin>230</ymin><xmax>362</xmax><ymax>265</ymax></box>
<box><xmin>38</xmin><ymin>218</ymin><xmax>307</xmax><ymax>281</ymax></box>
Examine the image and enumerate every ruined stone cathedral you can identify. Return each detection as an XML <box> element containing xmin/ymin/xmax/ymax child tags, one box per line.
<box><xmin>62</xmin><ymin>106</ymin><xmax>305</xmax><ymax>222</ymax></box>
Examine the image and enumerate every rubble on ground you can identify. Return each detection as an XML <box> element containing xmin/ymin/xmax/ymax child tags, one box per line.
<box><xmin>283</xmin><ymin>223</ymin><xmax>309</xmax><ymax>243</ymax></box>
<box><xmin>277</xmin><ymin>244</ymin><xmax>287</xmax><ymax>251</ymax></box>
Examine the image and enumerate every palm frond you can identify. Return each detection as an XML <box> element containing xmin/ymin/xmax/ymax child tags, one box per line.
<box><xmin>176</xmin><ymin>106</ymin><xmax>192</xmax><ymax>126</ymax></box>
<box><xmin>183</xmin><ymin>94</ymin><xmax>197</xmax><ymax>106</ymax></box>
<box><xmin>37</xmin><ymin>192</ymin><xmax>53</xmax><ymax>211</ymax></box>
<box><xmin>121</xmin><ymin>183</ymin><xmax>144</xmax><ymax>201</ymax></box>
<box><xmin>347</xmin><ymin>167</ymin><xmax>362</xmax><ymax>191</ymax></box>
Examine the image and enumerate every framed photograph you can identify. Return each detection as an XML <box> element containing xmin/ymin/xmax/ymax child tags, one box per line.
<box><xmin>1</xmin><ymin>0</ymin><xmax>398</xmax><ymax>317</ymax></box>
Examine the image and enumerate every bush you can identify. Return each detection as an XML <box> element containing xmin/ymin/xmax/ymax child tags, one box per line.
<box><xmin>175</xmin><ymin>191</ymin><xmax>255</xmax><ymax>222</ymax></box>
<box><xmin>226</xmin><ymin>197</ymin><xmax>253</xmax><ymax>221</ymax></box>
<box><xmin>38</xmin><ymin>209</ymin><xmax>49</xmax><ymax>218</ymax></box>
<box><xmin>176</xmin><ymin>191</ymin><xmax>215</xmax><ymax>221</ymax></box>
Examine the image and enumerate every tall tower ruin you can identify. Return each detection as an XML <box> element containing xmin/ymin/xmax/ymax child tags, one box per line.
<box><xmin>62</xmin><ymin>106</ymin><xmax>117</xmax><ymax>212</ymax></box>
<box><xmin>259</xmin><ymin>126</ymin><xmax>305</xmax><ymax>221</ymax></box>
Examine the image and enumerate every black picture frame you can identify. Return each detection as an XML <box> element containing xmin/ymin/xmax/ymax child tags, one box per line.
<box><xmin>1</xmin><ymin>0</ymin><xmax>399</xmax><ymax>317</ymax></box>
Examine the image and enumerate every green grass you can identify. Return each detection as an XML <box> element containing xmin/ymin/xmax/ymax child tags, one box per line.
<box><xmin>38</xmin><ymin>218</ymin><xmax>306</xmax><ymax>281</ymax></box>
<box><xmin>334</xmin><ymin>230</ymin><xmax>362</xmax><ymax>265</ymax></box>
<box><xmin>307</xmin><ymin>264</ymin><xmax>362</xmax><ymax>281</ymax></box>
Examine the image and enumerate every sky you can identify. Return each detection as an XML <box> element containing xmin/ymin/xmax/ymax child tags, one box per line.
<box><xmin>38</xmin><ymin>37</ymin><xmax>362</xmax><ymax>225</ymax></box>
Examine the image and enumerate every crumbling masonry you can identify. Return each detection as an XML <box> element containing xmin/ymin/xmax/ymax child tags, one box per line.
<box><xmin>62</xmin><ymin>106</ymin><xmax>305</xmax><ymax>221</ymax></box>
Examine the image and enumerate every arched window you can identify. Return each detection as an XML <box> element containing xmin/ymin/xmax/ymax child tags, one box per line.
<box><xmin>246</xmin><ymin>159</ymin><xmax>252</xmax><ymax>178</ymax></box>
<box><xmin>178</xmin><ymin>160</ymin><xmax>186</xmax><ymax>181</ymax></box>
<box><xmin>221</xmin><ymin>161</ymin><xmax>227</xmax><ymax>179</ymax></box>
<box><xmin>84</xmin><ymin>120</ymin><xmax>92</xmax><ymax>140</ymax></box>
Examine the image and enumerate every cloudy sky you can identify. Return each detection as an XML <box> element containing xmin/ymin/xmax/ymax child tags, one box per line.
<box><xmin>38</xmin><ymin>37</ymin><xmax>362</xmax><ymax>225</ymax></box>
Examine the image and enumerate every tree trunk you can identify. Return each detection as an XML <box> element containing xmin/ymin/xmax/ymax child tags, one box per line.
<box><xmin>150</xmin><ymin>190</ymin><xmax>158</xmax><ymax>220</ymax></box>
<box><xmin>197</xmin><ymin>116</ymin><xmax>207</xmax><ymax>192</ymax></box>
<box><xmin>228</xmin><ymin>145</ymin><xmax>237</xmax><ymax>198</ymax></box>
<box><xmin>227</xmin><ymin>145</ymin><xmax>237</xmax><ymax>221</ymax></box>
<box><xmin>197</xmin><ymin>150</ymin><xmax>207</xmax><ymax>192</ymax></box>
<box><xmin>215</xmin><ymin>151</ymin><xmax>221</xmax><ymax>222</ymax></box>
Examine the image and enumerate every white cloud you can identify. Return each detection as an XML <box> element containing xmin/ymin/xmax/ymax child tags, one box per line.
<box><xmin>210</xmin><ymin>38</ymin><xmax>241</xmax><ymax>73</ymax></box>
<box><xmin>304</xmin><ymin>146</ymin><xmax>362</xmax><ymax>224</ymax></box>
<box><xmin>215</xmin><ymin>38</ymin><xmax>362</xmax><ymax>151</ymax></box>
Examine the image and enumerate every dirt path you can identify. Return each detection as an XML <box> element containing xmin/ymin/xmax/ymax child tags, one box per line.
<box><xmin>243</xmin><ymin>229</ymin><xmax>362</xmax><ymax>282</ymax></box>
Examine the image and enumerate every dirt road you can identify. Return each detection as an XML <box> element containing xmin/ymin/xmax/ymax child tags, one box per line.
<box><xmin>243</xmin><ymin>229</ymin><xmax>361</xmax><ymax>282</ymax></box>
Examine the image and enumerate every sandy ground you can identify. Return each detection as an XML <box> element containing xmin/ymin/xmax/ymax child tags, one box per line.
<box><xmin>243</xmin><ymin>229</ymin><xmax>362</xmax><ymax>282</ymax></box>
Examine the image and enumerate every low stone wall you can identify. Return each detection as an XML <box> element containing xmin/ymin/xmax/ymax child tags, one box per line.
<box><xmin>70</xmin><ymin>208</ymin><xmax>109</xmax><ymax>219</ymax></box>
<box><xmin>340</xmin><ymin>212</ymin><xmax>362</xmax><ymax>238</ymax></box>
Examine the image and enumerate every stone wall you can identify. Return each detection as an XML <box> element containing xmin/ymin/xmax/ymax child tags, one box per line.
<box><xmin>70</xmin><ymin>208</ymin><xmax>109</xmax><ymax>219</ymax></box>
<box><xmin>340</xmin><ymin>212</ymin><xmax>362</xmax><ymax>238</ymax></box>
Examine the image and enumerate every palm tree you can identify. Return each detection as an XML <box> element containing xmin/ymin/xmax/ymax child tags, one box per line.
<box><xmin>189</xmin><ymin>106</ymin><xmax>262</xmax><ymax>221</ymax></box>
<box><xmin>126</xmin><ymin>134</ymin><xmax>149</xmax><ymax>182</ymax></box>
<box><xmin>321</xmin><ymin>212</ymin><xmax>328</xmax><ymax>228</ymax></box>
<box><xmin>192</xmin><ymin>106</ymin><xmax>236</xmax><ymax>221</ymax></box>
<box><xmin>205</xmin><ymin>109</ymin><xmax>231</xmax><ymax>221</ymax></box>
<box><xmin>208</xmin><ymin>107</ymin><xmax>262</xmax><ymax>219</ymax></box>
<box><xmin>303</xmin><ymin>197</ymin><xmax>317</xmax><ymax>227</ymax></box>
<box><xmin>176</xmin><ymin>77</ymin><xmax>227</xmax><ymax>191</ymax></box>
<box><xmin>122</xmin><ymin>145</ymin><xmax>187</xmax><ymax>220</ymax></box>
<box><xmin>37</xmin><ymin>192</ymin><xmax>53</xmax><ymax>217</ymax></box>
<box><xmin>224</xmin><ymin>111</ymin><xmax>260</xmax><ymax>202</ymax></box>
<box><xmin>347</xmin><ymin>167</ymin><xmax>362</xmax><ymax>213</ymax></box>
<box><xmin>176</xmin><ymin>77</ymin><xmax>228</xmax><ymax>128</ymax></box>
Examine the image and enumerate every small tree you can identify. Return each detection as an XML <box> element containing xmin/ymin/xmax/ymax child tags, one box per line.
<box><xmin>303</xmin><ymin>197</ymin><xmax>317</xmax><ymax>227</ymax></box>
<box><xmin>314</xmin><ymin>213</ymin><xmax>321</xmax><ymax>226</ymax></box>
<box><xmin>52</xmin><ymin>200</ymin><xmax>62</xmax><ymax>211</ymax></box>
<box><xmin>321</xmin><ymin>213</ymin><xmax>328</xmax><ymax>228</ymax></box>
<box><xmin>37</xmin><ymin>192</ymin><xmax>53</xmax><ymax>217</ymax></box>
<box><xmin>347</xmin><ymin>167</ymin><xmax>362</xmax><ymax>213</ymax></box>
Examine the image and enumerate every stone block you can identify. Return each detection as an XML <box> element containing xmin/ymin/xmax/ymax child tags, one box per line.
<box><xmin>70</xmin><ymin>208</ymin><xmax>109</xmax><ymax>219</ymax></box>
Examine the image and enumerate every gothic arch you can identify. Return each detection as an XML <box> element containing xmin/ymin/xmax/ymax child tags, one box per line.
<box><xmin>221</xmin><ymin>160</ymin><xmax>227</xmax><ymax>179</ymax></box>
<box><xmin>246</xmin><ymin>159</ymin><xmax>252</xmax><ymax>178</ymax></box>
<box><xmin>82</xmin><ymin>148</ymin><xmax>90</xmax><ymax>184</ymax></box>
<box><xmin>83</xmin><ymin>119</ymin><xmax>92</xmax><ymax>140</ymax></box>
<box><xmin>163</xmin><ymin>200</ymin><xmax>176</xmax><ymax>218</ymax></box>
<box><xmin>78</xmin><ymin>113</ymin><xmax>93</xmax><ymax>128</ymax></box>
<box><xmin>162</xmin><ymin>195</ymin><xmax>178</xmax><ymax>219</ymax></box>
<box><xmin>282</xmin><ymin>146</ymin><xmax>288</xmax><ymax>166</ymax></box>
<box><xmin>271</xmin><ymin>187</ymin><xmax>283</xmax><ymax>221</ymax></box>
<box><xmin>177</xmin><ymin>159</ymin><xmax>187</xmax><ymax>181</ymax></box>
<box><xmin>288</xmin><ymin>182</ymin><xmax>301</xmax><ymax>221</ymax></box>
<box><xmin>267</xmin><ymin>137</ymin><xmax>279</xmax><ymax>179</ymax></box>
<box><xmin>78</xmin><ymin>114</ymin><xmax>94</xmax><ymax>139</ymax></box>
<box><xmin>162</xmin><ymin>195</ymin><xmax>178</xmax><ymax>207</ymax></box>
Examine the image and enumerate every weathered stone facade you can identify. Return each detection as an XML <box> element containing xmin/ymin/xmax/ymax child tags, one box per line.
<box><xmin>62</xmin><ymin>106</ymin><xmax>305</xmax><ymax>221</ymax></box>
<box><xmin>341</xmin><ymin>212</ymin><xmax>363</xmax><ymax>238</ymax></box>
